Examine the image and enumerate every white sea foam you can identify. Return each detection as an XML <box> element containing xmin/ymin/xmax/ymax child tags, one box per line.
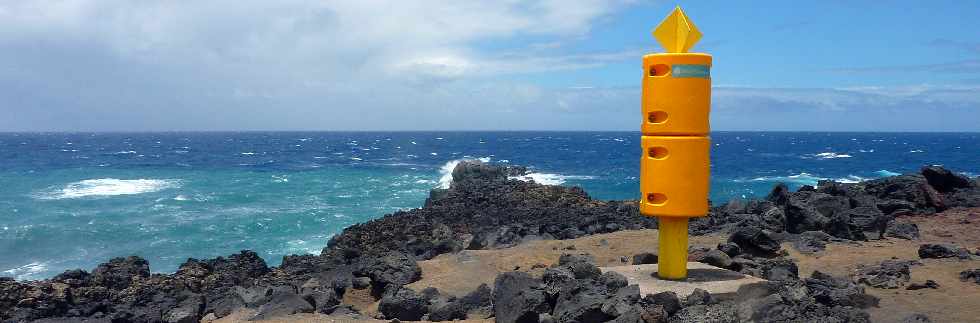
<box><xmin>3</xmin><ymin>262</ymin><xmax>48</xmax><ymax>280</ymax></box>
<box><xmin>747</xmin><ymin>172</ymin><xmax>882</xmax><ymax>186</ymax></box>
<box><xmin>35</xmin><ymin>178</ymin><xmax>180</xmax><ymax>200</ymax></box>
<box><xmin>909</xmin><ymin>149</ymin><xmax>924</xmax><ymax>153</ymax></box>
<box><xmin>509</xmin><ymin>173</ymin><xmax>596</xmax><ymax>186</ymax></box>
<box><xmin>436</xmin><ymin>157</ymin><xmax>491</xmax><ymax>189</ymax></box>
<box><xmin>834</xmin><ymin>175</ymin><xmax>866</xmax><ymax>184</ymax></box>
<box><xmin>173</xmin><ymin>194</ymin><xmax>191</xmax><ymax>201</ymax></box>
<box><xmin>874</xmin><ymin>170</ymin><xmax>901</xmax><ymax>177</ymax></box>
<box><xmin>113</xmin><ymin>150</ymin><xmax>137</xmax><ymax>155</ymax></box>
<box><xmin>749</xmin><ymin>173</ymin><xmax>827</xmax><ymax>186</ymax></box>
<box><xmin>812</xmin><ymin>152</ymin><xmax>853</xmax><ymax>159</ymax></box>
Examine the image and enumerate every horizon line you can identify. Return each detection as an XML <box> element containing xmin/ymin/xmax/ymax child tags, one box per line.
<box><xmin>1</xmin><ymin>130</ymin><xmax>979</xmax><ymax>134</ymax></box>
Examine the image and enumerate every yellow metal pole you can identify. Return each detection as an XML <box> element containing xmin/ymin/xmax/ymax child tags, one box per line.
<box><xmin>640</xmin><ymin>6</ymin><xmax>711</xmax><ymax>281</ymax></box>
<box><xmin>657</xmin><ymin>217</ymin><xmax>689</xmax><ymax>279</ymax></box>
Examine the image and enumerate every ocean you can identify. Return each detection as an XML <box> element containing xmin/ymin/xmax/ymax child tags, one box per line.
<box><xmin>0</xmin><ymin>131</ymin><xmax>977</xmax><ymax>280</ymax></box>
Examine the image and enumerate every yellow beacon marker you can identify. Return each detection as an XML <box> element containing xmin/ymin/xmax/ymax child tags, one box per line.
<box><xmin>641</xmin><ymin>6</ymin><xmax>712</xmax><ymax>280</ymax></box>
<box><xmin>652</xmin><ymin>6</ymin><xmax>702</xmax><ymax>53</ymax></box>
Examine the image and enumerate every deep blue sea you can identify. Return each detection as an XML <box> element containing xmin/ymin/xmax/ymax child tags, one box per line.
<box><xmin>1</xmin><ymin>132</ymin><xmax>977</xmax><ymax>280</ymax></box>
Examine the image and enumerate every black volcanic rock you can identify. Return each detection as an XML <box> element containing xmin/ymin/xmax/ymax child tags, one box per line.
<box><xmin>697</xmin><ymin>250</ymin><xmax>733</xmax><ymax>269</ymax></box>
<box><xmin>728</xmin><ymin>227</ymin><xmax>781</xmax><ymax>257</ymax></box>
<box><xmin>631</xmin><ymin>252</ymin><xmax>658</xmax><ymax>265</ymax></box>
<box><xmin>251</xmin><ymin>286</ymin><xmax>315</xmax><ymax>320</ymax></box>
<box><xmin>784</xmin><ymin>193</ymin><xmax>829</xmax><ymax>233</ymax></box>
<box><xmin>353</xmin><ymin>251</ymin><xmax>421</xmax><ymax>295</ymax></box>
<box><xmin>91</xmin><ymin>256</ymin><xmax>150</xmax><ymax>290</ymax></box>
<box><xmin>959</xmin><ymin>269</ymin><xmax>980</xmax><ymax>284</ymax></box>
<box><xmin>325</xmin><ymin>160</ymin><xmax>653</xmax><ymax>261</ymax></box>
<box><xmin>886</xmin><ymin>221</ymin><xmax>920</xmax><ymax>240</ymax></box>
<box><xmin>854</xmin><ymin>260</ymin><xmax>918</xmax><ymax>289</ymax></box>
<box><xmin>379</xmin><ymin>288</ymin><xmax>427</xmax><ymax>321</ymax></box>
<box><xmin>805</xmin><ymin>271</ymin><xmax>879</xmax><ymax>308</ymax></box>
<box><xmin>492</xmin><ymin>272</ymin><xmax>549</xmax><ymax>323</ymax></box>
<box><xmin>793</xmin><ymin>231</ymin><xmax>832</xmax><ymax>253</ymax></box>
<box><xmin>918</xmin><ymin>244</ymin><xmax>971</xmax><ymax>259</ymax></box>
<box><xmin>921</xmin><ymin>166</ymin><xmax>974</xmax><ymax>193</ymax></box>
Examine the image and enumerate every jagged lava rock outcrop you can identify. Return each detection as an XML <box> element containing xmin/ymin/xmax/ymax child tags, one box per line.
<box><xmin>325</xmin><ymin>160</ymin><xmax>655</xmax><ymax>259</ymax></box>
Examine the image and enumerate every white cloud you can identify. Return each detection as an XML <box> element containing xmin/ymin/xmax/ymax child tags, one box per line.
<box><xmin>0</xmin><ymin>1</ymin><xmax>642</xmax><ymax>131</ymax></box>
<box><xmin>0</xmin><ymin>1</ymin><xmax>977</xmax><ymax>132</ymax></box>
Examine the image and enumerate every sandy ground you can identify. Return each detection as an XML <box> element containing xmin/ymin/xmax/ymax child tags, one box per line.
<box><xmin>214</xmin><ymin>208</ymin><xmax>980</xmax><ymax>323</ymax></box>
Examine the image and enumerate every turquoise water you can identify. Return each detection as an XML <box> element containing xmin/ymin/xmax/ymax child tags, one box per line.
<box><xmin>1</xmin><ymin>132</ymin><xmax>977</xmax><ymax>280</ymax></box>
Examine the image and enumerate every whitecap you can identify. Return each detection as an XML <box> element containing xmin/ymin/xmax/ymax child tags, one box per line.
<box><xmin>436</xmin><ymin>157</ymin><xmax>492</xmax><ymax>189</ymax></box>
<box><xmin>748</xmin><ymin>173</ymin><xmax>826</xmax><ymax>186</ymax></box>
<box><xmin>350</xmin><ymin>157</ymin><xmax>363</xmax><ymax>161</ymax></box>
<box><xmin>240</xmin><ymin>152</ymin><xmax>256</xmax><ymax>155</ymax></box>
<box><xmin>509</xmin><ymin>173</ymin><xmax>596</xmax><ymax>186</ymax></box>
<box><xmin>3</xmin><ymin>262</ymin><xmax>48</xmax><ymax>281</ymax></box>
<box><xmin>430</xmin><ymin>152</ymin><xmax>438</xmax><ymax>156</ymax></box>
<box><xmin>812</xmin><ymin>152</ymin><xmax>853</xmax><ymax>159</ymax></box>
<box><xmin>35</xmin><ymin>178</ymin><xmax>180</xmax><ymax>200</ymax></box>
<box><xmin>874</xmin><ymin>170</ymin><xmax>901</xmax><ymax>177</ymax></box>
<box><xmin>173</xmin><ymin>195</ymin><xmax>191</xmax><ymax>201</ymax></box>
<box><xmin>909</xmin><ymin>150</ymin><xmax>924</xmax><ymax>153</ymax></box>
<box><xmin>113</xmin><ymin>150</ymin><xmax>137</xmax><ymax>155</ymax></box>
<box><xmin>834</xmin><ymin>175</ymin><xmax>866</xmax><ymax>184</ymax></box>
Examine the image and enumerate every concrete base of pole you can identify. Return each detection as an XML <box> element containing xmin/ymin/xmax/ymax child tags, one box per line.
<box><xmin>600</xmin><ymin>262</ymin><xmax>767</xmax><ymax>300</ymax></box>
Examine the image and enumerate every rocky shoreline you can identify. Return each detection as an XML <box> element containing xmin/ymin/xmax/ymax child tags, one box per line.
<box><xmin>2</xmin><ymin>161</ymin><xmax>979</xmax><ymax>323</ymax></box>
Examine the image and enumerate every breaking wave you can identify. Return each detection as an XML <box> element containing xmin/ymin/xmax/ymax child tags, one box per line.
<box><xmin>810</xmin><ymin>152</ymin><xmax>853</xmax><ymax>159</ymax></box>
<box><xmin>2</xmin><ymin>262</ymin><xmax>49</xmax><ymax>281</ymax></box>
<box><xmin>436</xmin><ymin>157</ymin><xmax>492</xmax><ymax>189</ymax></box>
<box><xmin>35</xmin><ymin>178</ymin><xmax>180</xmax><ymax>200</ymax></box>
<box><xmin>746</xmin><ymin>173</ymin><xmax>867</xmax><ymax>186</ymax></box>
<box><xmin>509</xmin><ymin>173</ymin><xmax>596</xmax><ymax>186</ymax></box>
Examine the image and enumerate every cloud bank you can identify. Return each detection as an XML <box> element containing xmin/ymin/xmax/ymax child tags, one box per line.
<box><xmin>1</xmin><ymin>1</ymin><xmax>977</xmax><ymax>131</ymax></box>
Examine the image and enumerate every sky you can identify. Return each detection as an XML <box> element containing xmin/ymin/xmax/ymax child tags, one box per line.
<box><xmin>1</xmin><ymin>1</ymin><xmax>979</xmax><ymax>132</ymax></box>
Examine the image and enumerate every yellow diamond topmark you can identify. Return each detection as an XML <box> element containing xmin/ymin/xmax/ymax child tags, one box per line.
<box><xmin>652</xmin><ymin>6</ymin><xmax>702</xmax><ymax>53</ymax></box>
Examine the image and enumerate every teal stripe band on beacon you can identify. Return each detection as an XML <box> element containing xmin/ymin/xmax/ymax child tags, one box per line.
<box><xmin>671</xmin><ymin>64</ymin><xmax>710</xmax><ymax>79</ymax></box>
